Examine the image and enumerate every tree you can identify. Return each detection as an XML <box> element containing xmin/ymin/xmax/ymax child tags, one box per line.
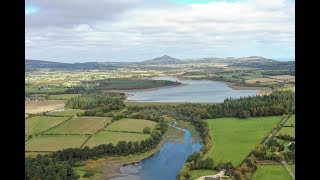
<box><xmin>143</xmin><ymin>127</ymin><xmax>151</xmax><ymax>134</ymax></box>
<box><xmin>234</xmin><ymin>170</ymin><xmax>245</xmax><ymax>180</ymax></box>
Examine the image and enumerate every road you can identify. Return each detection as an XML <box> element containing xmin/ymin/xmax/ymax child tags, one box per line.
<box><xmin>263</xmin><ymin>115</ymin><xmax>289</xmax><ymax>145</ymax></box>
<box><xmin>281</xmin><ymin>161</ymin><xmax>295</xmax><ymax>179</ymax></box>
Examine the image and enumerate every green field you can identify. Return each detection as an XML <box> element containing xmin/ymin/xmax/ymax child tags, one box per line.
<box><xmin>25</xmin><ymin>116</ymin><xmax>69</xmax><ymax>136</ymax></box>
<box><xmin>204</xmin><ymin>116</ymin><xmax>281</xmax><ymax>166</ymax></box>
<box><xmin>25</xmin><ymin>135</ymin><xmax>89</xmax><ymax>151</ymax></box>
<box><xmin>278</xmin><ymin>127</ymin><xmax>295</xmax><ymax>137</ymax></box>
<box><xmin>84</xmin><ymin>131</ymin><xmax>150</xmax><ymax>147</ymax></box>
<box><xmin>284</xmin><ymin>114</ymin><xmax>295</xmax><ymax>126</ymax></box>
<box><xmin>104</xmin><ymin>118</ymin><xmax>157</xmax><ymax>133</ymax></box>
<box><xmin>290</xmin><ymin>164</ymin><xmax>295</xmax><ymax>174</ymax></box>
<box><xmin>189</xmin><ymin>170</ymin><xmax>219</xmax><ymax>180</ymax></box>
<box><xmin>48</xmin><ymin>94</ymin><xmax>79</xmax><ymax>100</ymax></box>
<box><xmin>48</xmin><ymin>109</ymin><xmax>85</xmax><ymax>117</ymax></box>
<box><xmin>25</xmin><ymin>86</ymin><xmax>68</xmax><ymax>93</ymax></box>
<box><xmin>46</xmin><ymin>116</ymin><xmax>112</xmax><ymax>134</ymax></box>
<box><xmin>252</xmin><ymin>165</ymin><xmax>292</xmax><ymax>180</ymax></box>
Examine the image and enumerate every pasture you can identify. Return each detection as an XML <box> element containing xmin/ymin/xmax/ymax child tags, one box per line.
<box><xmin>25</xmin><ymin>135</ymin><xmax>89</xmax><ymax>151</ymax></box>
<box><xmin>25</xmin><ymin>116</ymin><xmax>69</xmax><ymax>136</ymax></box>
<box><xmin>48</xmin><ymin>94</ymin><xmax>79</xmax><ymax>100</ymax></box>
<box><xmin>84</xmin><ymin>131</ymin><xmax>150</xmax><ymax>148</ymax></box>
<box><xmin>252</xmin><ymin>165</ymin><xmax>293</xmax><ymax>180</ymax></box>
<box><xmin>278</xmin><ymin>127</ymin><xmax>295</xmax><ymax>137</ymax></box>
<box><xmin>45</xmin><ymin>116</ymin><xmax>112</xmax><ymax>135</ymax></box>
<box><xmin>204</xmin><ymin>116</ymin><xmax>281</xmax><ymax>166</ymax></box>
<box><xmin>284</xmin><ymin>114</ymin><xmax>295</xmax><ymax>126</ymax></box>
<box><xmin>25</xmin><ymin>100</ymin><xmax>65</xmax><ymax>114</ymax></box>
<box><xmin>104</xmin><ymin>118</ymin><xmax>157</xmax><ymax>133</ymax></box>
<box><xmin>48</xmin><ymin>109</ymin><xmax>85</xmax><ymax>117</ymax></box>
<box><xmin>189</xmin><ymin>170</ymin><xmax>219</xmax><ymax>180</ymax></box>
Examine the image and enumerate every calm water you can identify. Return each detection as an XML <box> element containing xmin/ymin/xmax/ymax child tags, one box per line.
<box><xmin>126</xmin><ymin>77</ymin><xmax>259</xmax><ymax>102</ymax></box>
<box><xmin>112</xmin><ymin>126</ymin><xmax>202</xmax><ymax>180</ymax></box>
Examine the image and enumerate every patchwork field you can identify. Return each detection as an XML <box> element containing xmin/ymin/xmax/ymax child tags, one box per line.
<box><xmin>48</xmin><ymin>94</ymin><xmax>79</xmax><ymax>100</ymax></box>
<box><xmin>45</xmin><ymin>116</ymin><xmax>112</xmax><ymax>135</ymax></box>
<box><xmin>189</xmin><ymin>170</ymin><xmax>219</xmax><ymax>180</ymax></box>
<box><xmin>252</xmin><ymin>165</ymin><xmax>293</xmax><ymax>180</ymax></box>
<box><xmin>84</xmin><ymin>131</ymin><xmax>150</xmax><ymax>148</ymax></box>
<box><xmin>204</xmin><ymin>116</ymin><xmax>282</xmax><ymax>166</ymax></box>
<box><xmin>47</xmin><ymin>109</ymin><xmax>85</xmax><ymax>117</ymax></box>
<box><xmin>104</xmin><ymin>118</ymin><xmax>157</xmax><ymax>133</ymax></box>
<box><xmin>284</xmin><ymin>114</ymin><xmax>295</xmax><ymax>126</ymax></box>
<box><xmin>25</xmin><ymin>100</ymin><xmax>65</xmax><ymax>114</ymax></box>
<box><xmin>25</xmin><ymin>135</ymin><xmax>89</xmax><ymax>151</ymax></box>
<box><xmin>25</xmin><ymin>116</ymin><xmax>69</xmax><ymax>136</ymax></box>
<box><xmin>278</xmin><ymin>127</ymin><xmax>295</xmax><ymax>137</ymax></box>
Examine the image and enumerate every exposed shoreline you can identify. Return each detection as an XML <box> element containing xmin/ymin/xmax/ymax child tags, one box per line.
<box><xmin>104</xmin><ymin>83</ymin><xmax>188</xmax><ymax>93</ymax></box>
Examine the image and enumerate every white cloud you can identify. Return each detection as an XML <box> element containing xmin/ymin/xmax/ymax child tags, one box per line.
<box><xmin>25</xmin><ymin>0</ymin><xmax>295</xmax><ymax>62</ymax></box>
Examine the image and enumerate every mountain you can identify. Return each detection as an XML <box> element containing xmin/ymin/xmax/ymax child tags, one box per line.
<box><xmin>141</xmin><ymin>55</ymin><xmax>183</xmax><ymax>65</ymax></box>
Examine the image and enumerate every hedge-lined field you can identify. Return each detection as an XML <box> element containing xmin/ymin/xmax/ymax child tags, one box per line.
<box><xmin>25</xmin><ymin>116</ymin><xmax>69</xmax><ymax>136</ymax></box>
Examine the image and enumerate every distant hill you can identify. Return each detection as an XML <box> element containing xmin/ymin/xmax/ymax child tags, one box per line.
<box><xmin>141</xmin><ymin>55</ymin><xmax>183</xmax><ymax>65</ymax></box>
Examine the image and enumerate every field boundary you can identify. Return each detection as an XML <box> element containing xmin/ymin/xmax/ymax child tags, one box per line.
<box><xmin>101</xmin><ymin>129</ymin><xmax>146</xmax><ymax>134</ymax></box>
<box><xmin>80</xmin><ymin>122</ymin><xmax>112</xmax><ymax>148</ymax></box>
<box><xmin>36</xmin><ymin>117</ymin><xmax>73</xmax><ymax>136</ymax></box>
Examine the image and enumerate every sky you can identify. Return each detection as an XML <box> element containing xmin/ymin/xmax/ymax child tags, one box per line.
<box><xmin>25</xmin><ymin>0</ymin><xmax>295</xmax><ymax>62</ymax></box>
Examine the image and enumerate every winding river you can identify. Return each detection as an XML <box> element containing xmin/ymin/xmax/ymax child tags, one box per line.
<box><xmin>112</xmin><ymin>126</ymin><xmax>202</xmax><ymax>180</ymax></box>
<box><xmin>126</xmin><ymin>77</ymin><xmax>259</xmax><ymax>102</ymax></box>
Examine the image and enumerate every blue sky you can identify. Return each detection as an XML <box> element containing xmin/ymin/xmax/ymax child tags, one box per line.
<box><xmin>25</xmin><ymin>0</ymin><xmax>294</xmax><ymax>62</ymax></box>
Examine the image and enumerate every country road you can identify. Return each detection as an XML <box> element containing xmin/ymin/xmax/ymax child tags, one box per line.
<box><xmin>263</xmin><ymin>115</ymin><xmax>290</xmax><ymax>145</ymax></box>
<box><xmin>281</xmin><ymin>161</ymin><xmax>295</xmax><ymax>179</ymax></box>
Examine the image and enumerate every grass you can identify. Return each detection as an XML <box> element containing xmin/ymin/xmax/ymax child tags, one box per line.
<box><xmin>48</xmin><ymin>109</ymin><xmax>85</xmax><ymax>117</ymax></box>
<box><xmin>189</xmin><ymin>170</ymin><xmax>219</xmax><ymax>180</ymax></box>
<box><xmin>176</xmin><ymin>120</ymin><xmax>201</xmax><ymax>143</ymax></box>
<box><xmin>204</xmin><ymin>116</ymin><xmax>282</xmax><ymax>166</ymax></box>
<box><xmin>25</xmin><ymin>135</ymin><xmax>89</xmax><ymax>151</ymax></box>
<box><xmin>46</xmin><ymin>116</ymin><xmax>112</xmax><ymax>135</ymax></box>
<box><xmin>25</xmin><ymin>86</ymin><xmax>68</xmax><ymax>93</ymax></box>
<box><xmin>289</xmin><ymin>164</ymin><xmax>295</xmax><ymax>174</ymax></box>
<box><xmin>278</xmin><ymin>127</ymin><xmax>295</xmax><ymax>137</ymax></box>
<box><xmin>284</xmin><ymin>114</ymin><xmax>295</xmax><ymax>126</ymax></box>
<box><xmin>25</xmin><ymin>116</ymin><xmax>69</xmax><ymax>136</ymax></box>
<box><xmin>104</xmin><ymin>118</ymin><xmax>157</xmax><ymax>133</ymax></box>
<box><xmin>252</xmin><ymin>165</ymin><xmax>292</xmax><ymax>180</ymax></box>
<box><xmin>84</xmin><ymin>131</ymin><xmax>150</xmax><ymax>147</ymax></box>
<box><xmin>48</xmin><ymin>94</ymin><xmax>79</xmax><ymax>100</ymax></box>
<box><xmin>25</xmin><ymin>100</ymin><xmax>65</xmax><ymax>114</ymax></box>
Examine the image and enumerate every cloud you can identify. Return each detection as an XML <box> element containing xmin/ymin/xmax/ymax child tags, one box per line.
<box><xmin>25</xmin><ymin>0</ymin><xmax>295</xmax><ymax>62</ymax></box>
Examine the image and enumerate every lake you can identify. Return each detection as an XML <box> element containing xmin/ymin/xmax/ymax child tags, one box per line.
<box><xmin>125</xmin><ymin>77</ymin><xmax>259</xmax><ymax>103</ymax></box>
<box><xmin>112</xmin><ymin>126</ymin><xmax>202</xmax><ymax>180</ymax></box>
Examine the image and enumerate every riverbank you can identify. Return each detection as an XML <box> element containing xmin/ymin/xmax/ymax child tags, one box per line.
<box><xmin>222</xmin><ymin>82</ymin><xmax>271</xmax><ymax>95</ymax></box>
<box><xmin>74</xmin><ymin>126</ymin><xmax>188</xmax><ymax>179</ymax></box>
<box><xmin>104</xmin><ymin>83</ymin><xmax>188</xmax><ymax>93</ymax></box>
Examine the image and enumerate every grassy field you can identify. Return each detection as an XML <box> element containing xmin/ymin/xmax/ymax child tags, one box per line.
<box><xmin>189</xmin><ymin>170</ymin><xmax>219</xmax><ymax>180</ymax></box>
<box><xmin>25</xmin><ymin>135</ymin><xmax>89</xmax><ymax>151</ymax></box>
<box><xmin>47</xmin><ymin>109</ymin><xmax>85</xmax><ymax>117</ymax></box>
<box><xmin>48</xmin><ymin>94</ymin><xmax>79</xmax><ymax>100</ymax></box>
<box><xmin>25</xmin><ymin>86</ymin><xmax>68</xmax><ymax>93</ymax></box>
<box><xmin>278</xmin><ymin>127</ymin><xmax>295</xmax><ymax>137</ymax></box>
<box><xmin>252</xmin><ymin>165</ymin><xmax>292</xmax><ymax>180</ymax></box>
<box><xmin>46</xmin><ymin>116</ymin><xmax>112</xmax><ymax>135</ymax></box>
<box><xmin>25</xmin><ymin>116</ymin><xmax>69</xmax><ymax>136</ymax></box>
<box><xmin>284</xmin><ymin>114</ymin><xmax>295</xmax><ymax>126</ymax></box>
<box><xmin>204</xmin><ymin>116</ymin><xmax>282</xmax><ymax>166</ymax></box>
<box><xmin>84</xmin><ymin>131</ymin><xmax>150</xmax><ymax>147</ymax></box>
<box><xmin>25</xmin><ymin>100</ymin><xmax>65</xmax><ymax>114</ymax></box>
<box><xmin>104</xmin><ymin>118</ymin><xmax>157</xmax><ymax>133</ymax></box>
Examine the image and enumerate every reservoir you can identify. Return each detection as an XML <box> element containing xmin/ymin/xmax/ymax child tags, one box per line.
<box><xmin>125</xmin><ymin>77</ymin><xmax>259</xmax><ymax>103</ymax></box>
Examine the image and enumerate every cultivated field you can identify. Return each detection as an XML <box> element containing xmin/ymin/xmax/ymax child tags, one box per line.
<box><xmin>284</xmin><ymin>114</ymin><xmax>295</xmax><ymax>126</ymax></box>
<box><xmin>278</xmin><ymin>127</ymin><xmax>295</xmax><ymax>137</ymax></box>
<box><xmin>189</xmin><ymin>170</ymin><xmax>219</xmax><ymax>180</ymax></box>
<box><xmin>84</xmin><ymin>131</ymin><xmax>150</xmax><ymax>148</ymax></box>
<box><xmin>25</xmin><ymin>135</ymin><xmax>89</xmax><ymax>151</ymax></box>
<box><xmin>48</xmin><ymin>94</ymin><xmax>79</xmax><ymax>100</ymax></box>
<box><xmin>104</xmin><ymin>118</ymin><xmax>157</xmax><ymax>133</ymax></box>
<box><xmin>252</xmin><ymin>165</ymin><xmax>293</xmax><ymax>180</ymax></box>
<box><xmin>47</xmin><ymin>109</ymin><xmax>85</xmax><ymax>117</ymax></box>
<box><xmin>45</xmin><ymin>116</ymin><xmax>112</xmax><ymax>135</ymax></box>
<box><xmin>204</xmin><ymin>116</ymin><xmax>282</xmax><ymax>166</ymax></box>
<box><xmin>25</xmin><ymin>100</ymin><xmax>65</xmax><ymax>114</ymax></box>
<box><xmin>25</xmin><ymin>116</ymin><xmax>69</xmax><ymax>136</ymax></box>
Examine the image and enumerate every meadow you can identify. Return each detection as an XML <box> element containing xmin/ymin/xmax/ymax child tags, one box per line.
<box><xmin>189</xmin><ymin>170</ymin><xmax>219</xmax><ymax>180</ymax></box>
<box><xmin>25</xmin><ymin>100</ymin><xmax>65</xmax><ymax>114</ymax></box>
<box><xmin>47</xmin><ymin>109</ymin><xmax>85</xmax><ymax>117</ymax></box>
<box><xmin>45</xmin><ymin>116</ymin><xmax>112</xmax><ymax>135</ymax></box>
<box><xmin>104</xmin><ymin>118</ymin><xmax>157</xmax><ymax>133</ymax></box>
<box><xmin>48</xmin><ymin>94</ymin><xmax>79</xmax><ymax>100</ymax></box>
<box><xmin>25</xmin><ymin>135</ymin><xmax>90</xmax><ymax>151</ymax></box>
<box><xmin>284</xmin><ymin>114</ymin><xmax>295</xmax><ymax>126</ymax></box>
<box><xmin>252</xmin><ymin>165</ymin><xmax>293</xmax><ymax>180</ymax></box>
<box><xmin>25</xmin><ymin>116</ymin><xmax>69</xmax><ymax>136</ymax></box>
<box><xmin>204</xmin><ymin>116</ymin><xmax>282</xmax><ymax>166</ymax></box>
<box><xmin>278</xmin><ymin>127</ymin><xmax>295</xmax><ymax>137</ymax></box>
<box><xmin>83</xmin><ymin>131</ymin><xmax>150</xmax><ymax>148</ymax></box>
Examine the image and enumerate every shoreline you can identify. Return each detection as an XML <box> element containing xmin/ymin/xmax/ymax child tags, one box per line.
<box><xmin>104</xmin><ymin>83</ymin><xmax>188</xmax><ymax>93</ymax></box>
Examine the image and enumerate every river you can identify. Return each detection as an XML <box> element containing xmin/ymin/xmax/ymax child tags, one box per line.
<box><xmin>125</xmin><ymin>76</ymin><xmax>259</xmax><ymax>103</ymax></box>
<box><xmin>112</xmin><ymin>126</ymin><xmax>202</xmax><ymax>180</ymax></box>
